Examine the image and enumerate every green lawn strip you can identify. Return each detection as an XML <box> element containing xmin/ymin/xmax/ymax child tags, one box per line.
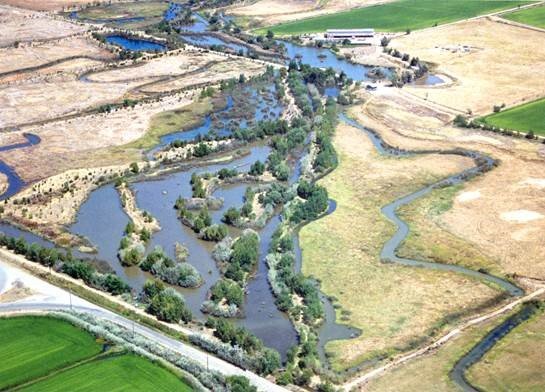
<box><xmin>20</xmin><ymin>354</ymin><xmax>193</xmax><ymax>392</ymax></box>
<box><xmin>502</xmin><ymin>4</ymin><xmax>545</xmax><ymax>28</ymax></box>
<box><xmin>0</xmin><ymin>316</ymin><xmax>102</xmax><ymax>390</ymax></box>
<box><xmin>480</xmin><ymin>97</ymin><xmax>545</xmax><ymax>136</ymax></box>
<box><xmin>260</xmin><ymin>0</ymin><xmax>534</xmax><ymax>35</ymax></box>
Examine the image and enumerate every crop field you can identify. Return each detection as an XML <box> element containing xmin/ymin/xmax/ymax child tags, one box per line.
<box><xmin>21</xmin><ymin>354</ymin><xmax>193</xmax><ymax>392</ymax></box>
<box><xmin>261</xmin><ymin>0</ymin><xmax>531</xmax><ymax>35</ymax></box>
<box><xmin>502</xmin><ymin>4</ymin><xmax>545</xmax><ymax>28</ymax></box>
<box><xmin>0</xmin><ymin>316</ymin><xmax>102</xmax><ymax>390</ymax></box>
<box><xmin>0</xmin><ymin>316</ymin><xmax>193</xmax><ymax>391</ymax></box>
<box><xmin>467</xmin><ymin>304</ymin><xmax>545</xmax><ymax>391</ymax></box>
<box><xmin>481</xmin><ymin>97</ymin><xmax>545</xmax><ymax>136</ymax></box>
<box><xmin>299</xmin><ymin>120</ymin><xmax>501</xmax><ymax>371</ymax></box>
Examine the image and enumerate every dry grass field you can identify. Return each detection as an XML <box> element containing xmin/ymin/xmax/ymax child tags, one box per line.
<box><xmin>0</xmin><ymin>5</ymin><xmax>86</xmax><ymax>47</ymax></box>
<box><xmin>358</xmin><ymin>88</ymin><xmax>545</xmax><ymax>280</ymax></box>
<box><xmin>0</xmin><ymin>0</ymin><xmax>99</xmax><ymax>11</ymax></box>
<box><xmin>0</xmin><ymin>36</ymin><xmax>114</xmax><ymax>76</ymax></box>
<box><xmin>300</xmin><ymin>121</ymin><xmax>502</xmax><ymax>371</ymax></box>
<box><xmin>390</xmin><ymin>17</ymin><xmax>545</xmax><ymax>115</ymax></box>
<box><xmin>0</xmin><ymin>77</ymin><xmax>143</xmax><ymax>127</ymax></box>
<box><xmin>228</xmin><ymin>0</ymin><xmax>392</xmax><ymax>27</ymax></box>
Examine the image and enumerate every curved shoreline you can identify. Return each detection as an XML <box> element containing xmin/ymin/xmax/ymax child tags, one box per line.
<box><xmin>0</xmin><ymin>133</ymin><xmax>41</xmax><ymax>200</ymax></box>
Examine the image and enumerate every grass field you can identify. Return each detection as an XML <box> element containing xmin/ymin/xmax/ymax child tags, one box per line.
<box><xmin>0</xmin><ymin>315</ymin><xmax>193</xmax><ymax>391</ymax></box>
<box><xmin>502</xmin><ymin>4</ymin><xmax>545</xmax><ymax>28</ymax></box>
<box><xmin>0</xmin><ymin>316</ymin><xmax>102</xmax><ymax>390</ymax></box>
<box><xmin>467</xmin><ymin>303</ymin><xmax>545</xmax><ymax>391</ymax></box>
<box><xmin>261</xmin><ymin>0</ymin><xmax>533</xmax><ymax>35</ymax></box>
<box><xmin>21</xmin><ymin>354</ymin><xmax>193</xmax><ymax>392</ymax></box>
<box><xmin>481</xmin><ymin>97</ymin><xmax>545</xmax><ymax>136</ymax></box>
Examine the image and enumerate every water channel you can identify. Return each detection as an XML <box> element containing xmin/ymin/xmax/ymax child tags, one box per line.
<box><xmin>0</xmin><ymin>133</ymin><xmax>41</xmax><ymax>200</ymax></box>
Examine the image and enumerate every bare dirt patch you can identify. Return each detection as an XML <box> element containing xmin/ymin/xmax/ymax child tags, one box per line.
<box><xmin>0</xmin><ymin>5</ymin><xmax>86</xmax><ymax>47</ymax></box>
<box><xmin>390</xmin><ymin>18</ymin><xmax>545</xmax><ymax>114</ymax></box>
<box><xmin>229</xmin><ymin>0</ymin><xmax>394</xmax><ymax>27</ymax></box>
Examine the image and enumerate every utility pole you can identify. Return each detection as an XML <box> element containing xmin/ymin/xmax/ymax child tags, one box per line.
<box><xmin>206</xmin><ymin>354</ymin><xmax>209</xmax><ymax>371</ymax></box>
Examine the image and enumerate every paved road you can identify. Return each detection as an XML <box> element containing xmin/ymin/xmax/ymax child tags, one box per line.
<box><xmin>0</xmin><ymin>261</ymin><xmax>287</xmax><ymax>392</ymax></box>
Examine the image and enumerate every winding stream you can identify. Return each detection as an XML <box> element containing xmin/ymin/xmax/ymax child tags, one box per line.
<box><xmin>339</xmin><ymin>113</ymin><xmax>522</xmax><ymax>296</ymax></box>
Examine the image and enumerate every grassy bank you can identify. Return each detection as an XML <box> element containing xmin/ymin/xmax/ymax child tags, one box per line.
<box><xmin>502</xmin><ymin>4</ymin><xmax>545</xmax><ymax>28</ymax></box>
<box><xmin>260</xmin><ymin>0</ymin><xmax>532</xmax><ymax>35</ymax></box>
<box><xmin>365</xmin><ymin>310</ymin><xmax>516</xmax><ymax>392</ymax></box>
<box><xmin>481</xmin><ymin>97</ymin><xmax>545</xmax><ymax>136</ymax></box>
<box><xmin>397</xmin><ymin>185</ymin><xmax>503</xmax><ymax>278</ymax></box>
<box><xmin>466</xmin><ymin>302</ymin><xmax>545</xmax><ymax>391</ymax></box>
<box><xmin>299</xmin><ymin>120</ymin><xmax>500</xmax><ymax>372</ymax></box>
<box><xmin>0</xmin><ymin>316</ymin><xmax>102</xmax><ymax>390</ymax></box>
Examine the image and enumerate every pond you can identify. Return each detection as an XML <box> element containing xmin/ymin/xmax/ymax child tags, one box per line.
<box><xmin>278</xmin><ymin>40</ymin><xmax>391</xmax><ymax>81</ymax></box>
<box><xmin>105</xmin><ymin>35</ymin><xmax>167</xmax><ymax>52</ymax></box>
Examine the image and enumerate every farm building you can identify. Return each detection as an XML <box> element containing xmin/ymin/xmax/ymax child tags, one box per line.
<box><xmin>324</xmin><ymin>29</ymin><xmax>375</xmax><ymax>44</ymax></box>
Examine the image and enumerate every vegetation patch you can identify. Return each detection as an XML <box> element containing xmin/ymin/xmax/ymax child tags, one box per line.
<box><xmin>397</xmin><ymin>185</ymin><xmax>503</xmax><ymax>277</ymax></box>
<box><xmin>260</xmin><ymin>0</ymin><xmax>532</xmax><ymax>35</ymax></box>
<box><xmin>480</xmin><ymin>97</ymin><xmax>545</xmax><ymax>136</ymax></box>
<box><xmin>502</xmin><ymin>4</ymin><xmax>545</xmax><ymax>28</ymax></box>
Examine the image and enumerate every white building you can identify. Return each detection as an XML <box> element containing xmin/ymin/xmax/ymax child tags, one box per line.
<box><xmin>324</xmin><ymin>29</ymin><xmax>375</xmax><ymax>45</ymax></box>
